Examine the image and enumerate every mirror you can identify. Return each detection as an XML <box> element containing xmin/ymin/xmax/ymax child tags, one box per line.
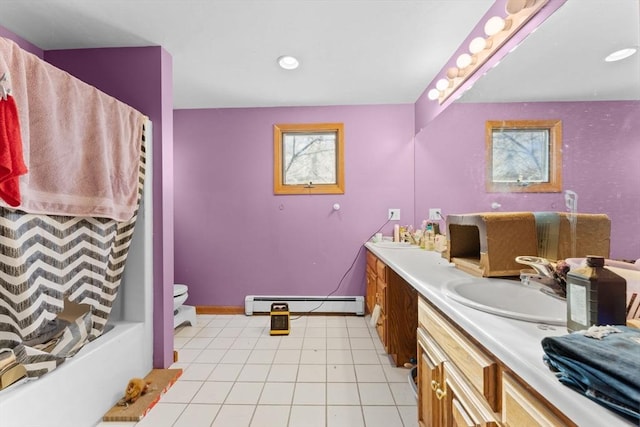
<box><xmin>415</xmin><ymin>0</ymin><xmax>639</xmax><ymax>260</ymax></box>
<box><xmin>457</xmin><ymin>0</ymin><xmax>640</xmax><ymax>103</ymax></box>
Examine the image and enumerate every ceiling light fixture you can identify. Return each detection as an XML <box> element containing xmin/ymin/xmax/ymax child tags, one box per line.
<box><xmin>469</xmin><ymin>37</ymin><xmax>489</xmax><ymax>54</ymax></box>
<box><xmin>484</xmin><ymin>16</ymin><xmax>509</xmax><ymax>36</ymax></box>
<box><xmin>436</xmin><ymin>78</ymin><xmax>450</xmax><ymax>91</ymax></box>
<box><xmin>427</xmin><ymin>88</ymin><xmax>440</xmax><ymax>100</ymax></box>
<box><xmin>425</xmin><ymin>0</ymin><xmax>548</xmax><ymax>105</ymax></box>
<box><xmin>604</xmin><ymin>47</ymin><xmax>637</xmax><ymax>62</ymax></box>
<box><xmin>278</xmin><ymin>55</ymin><xmax>299</xmax><ymax>70</ymax></box>
<box><xmin>456</xmin><ymin>53</ymin><xmax>474</xmax><ymax>69</ymax></box>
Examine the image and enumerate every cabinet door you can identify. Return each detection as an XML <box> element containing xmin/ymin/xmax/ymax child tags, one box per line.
<box><xmin>376</xmin><ymin>258</ymin><xmax>387</xmax><ymax>282</ymax></box>
<box><xmin>418</xmin><ymin>328</ymin><xmax>446</xmax><ymax>427</ymax></box>
<box><xmin>388</xmin><ymin>269</ymin><xmax>418</xmax><ymax>366</ymax></box>
<box><xmin>443</xmin><ymin>362</ymin><xmax>500</xmax><ymax>427</ymax></box>
<box><xmin>376</xmin><ymin>280</ymin><xmax>387</xmax><ymax>350</ymax></box>
<box><xmin>365</xmin><ymin>266</ymin><xmax>376</xmax><ymax>314</ymax></box>
<box><xmin>366</xmin><ymin>250</ymin><xmax>377</xmax><ymax>270</ymax></box>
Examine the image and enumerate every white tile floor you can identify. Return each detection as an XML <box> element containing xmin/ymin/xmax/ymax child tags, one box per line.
<box><xmin>98</xmin><ymin>314</ymin><xmax>418</xmax><ymax>427</ymax></box>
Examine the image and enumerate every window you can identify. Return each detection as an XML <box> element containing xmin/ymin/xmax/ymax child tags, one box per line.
<box><xmin>273</xmin><ymin>122</ymin><xmax>345</xmax><ymax>195</ymax></box>
<box><xmin>486</xmin><ymin>120</ymin><xmax>562</xmax><ymax>193</ymax></box>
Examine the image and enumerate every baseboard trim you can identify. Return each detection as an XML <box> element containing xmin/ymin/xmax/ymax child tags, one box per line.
<box><xmin>196</xmin><ymin>306</ymin><xmax>245</xmax><ymax>315</ymax></box>
<box><xmin>194</xmin><ymin>306</ymin><xmax>358</xmax><ymax>316</ymax></box>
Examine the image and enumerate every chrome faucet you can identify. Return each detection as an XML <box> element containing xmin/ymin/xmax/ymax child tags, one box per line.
<box><xmin>516</xmin><ymin>256</ymin><xmax>567</xmax><ymax>299</ymax></box>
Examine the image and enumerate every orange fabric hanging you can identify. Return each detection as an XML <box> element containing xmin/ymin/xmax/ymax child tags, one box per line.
<box><xmin>0</xmin><ymin>95</ymin><xmax>28</xmax><ymax>207</ymax></box>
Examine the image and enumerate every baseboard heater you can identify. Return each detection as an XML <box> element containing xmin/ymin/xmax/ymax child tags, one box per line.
<box><xmin>244</xmin><ymin>295</ymin><xmax>364</xmax><ymax>316</ymax></box>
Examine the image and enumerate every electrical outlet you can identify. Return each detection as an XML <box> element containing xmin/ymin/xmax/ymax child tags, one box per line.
<box><xmin>388</xmin><ymin>209</ymin><xmax>400</xmax><ymax>220</ymax></box>
<box><xmin>429</xmin><ymin>208</ymin><xmax>442</xmax><ymax>221</ymax></box>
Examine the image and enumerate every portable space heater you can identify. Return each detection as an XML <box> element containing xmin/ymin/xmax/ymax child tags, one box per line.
<box><xmin>270</xmin><ymin>302</ymin><xmax>290</xmax><ymax>335</ymax></box>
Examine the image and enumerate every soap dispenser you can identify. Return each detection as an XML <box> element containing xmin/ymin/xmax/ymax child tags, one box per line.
<box><xmin>566</xmin><ymin>256</ymin><xmax>627</xmax><ymax>332</ymax></box>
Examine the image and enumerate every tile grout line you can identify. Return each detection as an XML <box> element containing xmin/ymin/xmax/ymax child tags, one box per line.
<box><xmin>166</xmin><ymin>315</ymin><xmax>415</xmax><ymax>427</ymax></box>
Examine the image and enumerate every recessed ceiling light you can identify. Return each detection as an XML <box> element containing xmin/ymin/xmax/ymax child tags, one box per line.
<box><xmin>278</xmin><ymin>55</ymin><xmax>299</xmax><ymax>70</ymax></box>
<box><xmin>605</xmin><ymin>47</ymin><xmax>637</xmax><ymax>62</ymax></box>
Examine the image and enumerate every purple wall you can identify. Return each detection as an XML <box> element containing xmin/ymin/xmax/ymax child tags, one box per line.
<box><xmin>414</xmin><ymin>101</ymin><xmax>640</xmax><ymax>260</ymax></box>
<box><xmin>173</xmin><ymin>105</ymin><xmax>415</xmax><ymax>306</ymax></box>
<box><xmin>44</xmin><ymin>47</ymin><xmax>176</xmax><ymax>368</ymax></box>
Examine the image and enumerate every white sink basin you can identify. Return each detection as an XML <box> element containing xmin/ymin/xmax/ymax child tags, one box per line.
<box><xmin>444</xmin><ymin>278</ymin><xmax>566</xmax><ymax>325</ymax></box>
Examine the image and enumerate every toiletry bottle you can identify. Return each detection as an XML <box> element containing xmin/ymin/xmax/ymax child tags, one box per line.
<box><xmin>425</xmin><ymin>224</ymin><xmax>435</xmax><ymax>251</ymax></box>
<box><xmin>565</xmin><ymin>256</ymin><xmax>627</xmax><ymax>332</ymax></box>
<box><xmin>399</xmin><ymin>226</ymin><xmax>407</xmax><ymax>242</ymax></box>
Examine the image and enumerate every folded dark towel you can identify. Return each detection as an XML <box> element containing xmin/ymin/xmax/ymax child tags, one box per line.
<box><xmin>541</xmin><ymin>326</ymin><xmax>640</xmax><ymax>422</ymax></box>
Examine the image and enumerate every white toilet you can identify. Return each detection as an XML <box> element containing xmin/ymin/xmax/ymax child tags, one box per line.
<box><xmin>174</xmin><ymin>283</ymin><xmax>196</xmax><ymax>328</ymax></box>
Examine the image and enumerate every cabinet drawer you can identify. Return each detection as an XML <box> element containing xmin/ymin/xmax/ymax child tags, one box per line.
<box><xmin>418</xmin><ymin>297</ymin><xmax>499</xmax><ymax>411</ymax></box>
<box><xmin>445</xmin><ymin>361</ymin><xmax>500</xmax><ymax>427</ymax></box>
<box><xmin>376</xmin><ymin>259</ymin><xmax>387</xmax><ymax>282</ymax></box>
<box><xmin>502</xmin><ymin>374</ymin><xmax>568</xmax><ymax>427</ymax></box>
<box><xmin>366</xmin><ymin>251</ymin><xmax>377</xmax><ymax>270</ymax></box>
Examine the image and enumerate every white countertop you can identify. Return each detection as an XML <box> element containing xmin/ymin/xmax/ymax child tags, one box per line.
<box><xmin>365</xmin><ymin>242</ymin><xmax>634</xmax><ymax>426</ymax></box>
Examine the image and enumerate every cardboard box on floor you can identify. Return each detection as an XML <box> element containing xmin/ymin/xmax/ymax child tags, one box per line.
<box><xmin>102</xmin><ymin>369</ymin><xmax>182</xmax><ymax>422</ymax></box>
<box><xmin>445</xmin><ymin>212</ymin><xmax>611</xmax><ymax>278</ymax></box>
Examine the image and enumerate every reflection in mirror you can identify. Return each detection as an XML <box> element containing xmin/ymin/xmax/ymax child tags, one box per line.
<box><xmin>458</xmin><ymin>0</ymin><xmax>640</xmax><ymax>103</ymax></box>
<box><xmin>485</xmin><ymin>119</ymin><xmax>562</xmax><ymax>193</ymax></box>
<box><xmin>414</xmin><ymin>0</ymin><xmax>639</xmax><ymax>260</ymax></box>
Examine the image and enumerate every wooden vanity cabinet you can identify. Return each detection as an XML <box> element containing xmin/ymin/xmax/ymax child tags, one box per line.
<box><xmin>366</xmin><ymin>250</ymin><xmax>417</xmax><ymax>366</ymax></box>
<box><xmin>418</xmin><ymin>297</ymin><xmax>499</xmax><ymax>410</ymax></box>
<box><xmin>366</xmin><ymin>250</ymin><xmax>388</xmax><ymax>350</ymax></box>
<box><xmin>365</xmin><ymin>251</ymin><xmax>377</xmax><ymax>314</ymax></box>
<box><xmin>417</xmin><ymin>295</ymin><xmax>574</xmax><ymax>427</ymax></box>
<box><xmin>369</xmin><ymin>246</ymin><xmax>591</xmax><ymax>426</ymax></box>
<box><xmin>375</xmin><ymin>257</ymin><xmax>388</xmax><ymax>351</ymax></box>
<box><xmin>418</xmin><ymin>296</ymin><xmax>500</xmax><ymax>427</ymax></box>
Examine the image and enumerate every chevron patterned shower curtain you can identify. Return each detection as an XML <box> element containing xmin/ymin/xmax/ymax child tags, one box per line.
<box><xmin>0</xmin><ymin>138</ymin><xmax>146</xmax><ymax>378</ymax></box>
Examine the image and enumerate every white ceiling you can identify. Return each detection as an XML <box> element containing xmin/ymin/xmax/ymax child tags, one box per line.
<box><xmin>460</xmin><ymin>0</ymin><xmax>640</xmax><ymax>103</ymax></box>
<box><xmin>0</xmin><ymin>0</ymin><xmax>638</xmax><ymax>109</ymax></box>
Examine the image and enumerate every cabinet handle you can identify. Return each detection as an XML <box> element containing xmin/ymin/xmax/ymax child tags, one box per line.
<box><xmin>435</xmin><ymin>387</ymin><xmax>446</xmax><ymax>400</ymax></box>
<box><xmin>430</xmin><ymin>380</ymin><xmax>439</xmax><ymax>391</ymax></box>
